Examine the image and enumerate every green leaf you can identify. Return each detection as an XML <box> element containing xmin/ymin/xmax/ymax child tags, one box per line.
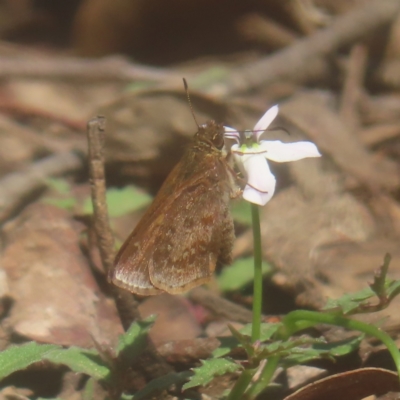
<box><xmin>182</xmin><ymin>358</ymin><xmax>241</xmax><ymax>390</ymax></box>
<box><xmin>218</xmin><ymin>257</ymin><xmax>272</xmax><ymax>292</ymax></box>
<box><xmin>45</xmin><ymin>178</ymin><xmax>71</xmax><ymax>195</ymax></box>
<box><xmin>0</xmin><ymin>342</ymin><xmax>60</xmax><ymax>380</ymax></box>
<box><xmin>125</xmin><ymin>81</ymin><xmax>156</xmax><ymax>92</ymax></box>
<box><xmin>37</xmin><ymin>398</ymin><xmax>62</xmax><ymax>400</ymax></box>
<box><xmin>256</xmin><ymin>337</ymin><xmax>325</xmax><ymax>361</ymax></box>
<box><xmin>83</xmin><ymin>186</ymin><xmax>152</xmax><ymax>217</ymax></box>
<box><xmin>42</xmin><ymin>197</ymin><xmax>77</xmax><ymax>210</ymax></box>
<box><xmin>240</xmin><ymin>323</ymin><xmax>280</xmax><ymax>342</ymax></box>
<box><xmin>323</xmin><ymin>254</ymin><xmax>400</xmax><ymax>315</ymax></box>
<box><xmin>282</xmin><ymin>336</ymin><xmax>363</xmax><ymax>367</ymax></box>
<box><xmin>212</xmin><ymin>323</ymin><xmax>280</xmax><ymax>359</ymax></box>
<box><xmin>323</xmin><ymin>286</ymin><xmax>376</xmax><ymax>314</ymax></box>
<box><xmin>387</xmin><ymin>279</ymin><xmax>400</xmax><ymax>300</ymax></box>
<box><xmin>133</xmin><ymin>372</ymin><xmax>192</xmax><ymax>399</ymax></box>
<box><xmin>82</xmin><ymin>377</ymin><xmax>96</xmax><ymax>400</ymax></box>
<box><xmin>44</xmin><ymin>347</ymin><xmax>109</xmax><ymax>381</ymax></box>
<box><xmin>42</xmin><ymin>178</ymin><xmax>77</xmax><ymax>210</ymax></box>
<box><xmin>230</xmin><ymin>200</ymin><xmax>252</xmax><ymax>225</ymax></box>
<box><xmin>281</xmin><ymin>347</ymin><xmax>332</xmax><ymax>366</ymax></box>
<box><xmin>117</xmin><ymin>316</ymin><xmax>156</xmax><ymax>362</ymax></box>
<box><xmin>313</xmin><ymin>335</ymin><xmax>364</xmax><ymax>357</ymax></box>
<box><xmin>370</xmin><ymin>253</ymin><xmax>391</xmax><ymax>297</ymax></box>
<box><xmin>228</xmin><ymin>325</ymin><xmax>254</xmax><ymax>357</ymax></box>
<box><xmin>212</xmin><ymin>336</ymin><xmax>239</xmax><ymax>358</ymax></box>
<box><xmin>189</xmin><ymin>67</ymin><xmax>230</xmax><ymax>89</ymax></box>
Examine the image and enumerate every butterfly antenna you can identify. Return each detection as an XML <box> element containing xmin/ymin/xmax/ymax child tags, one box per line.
<box><xmin>268</xmin><ymin>126</ymin><xmax>291</xmax><ymax>136</ymax></box>
<box><xmin>183</xmin><ymin>78</ymin><xmax>199</xmax><ymax>128</ymax></box>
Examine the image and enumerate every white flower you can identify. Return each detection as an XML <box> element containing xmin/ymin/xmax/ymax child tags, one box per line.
<box><xmin>224</xmin><ymin>105</ymin><xmax>321</xmax><ymax>206</ymax></box>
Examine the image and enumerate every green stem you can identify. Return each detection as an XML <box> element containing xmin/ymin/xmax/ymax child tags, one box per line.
<box><xmin>226</xmin><ymin>205</ymin><xmax>264</xmax><ymax>400</ymax></box>
<box><xmin>245</xmin><ymin>356</ymin><xmax>280</xmax><ymax>400</ymax></box>
<box><xmin>282</xmin><ymin>310</ymin><xmax>400</xmax><ymax>377</ymax></box>
<box><xmin>251</xmin><ymin>203</ymin><xmax>263</xmax><ymax>343</ymax></box>
<box><xmin>227</xmin><ymin>368</ymin><xmax>256</xmax><ymax>400</ymax></box>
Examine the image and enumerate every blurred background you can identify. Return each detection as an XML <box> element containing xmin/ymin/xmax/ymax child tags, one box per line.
<box><xmin>1</xmin><ymin>0</ymin><xmax>400</xmax><ymax>397</ymax></box>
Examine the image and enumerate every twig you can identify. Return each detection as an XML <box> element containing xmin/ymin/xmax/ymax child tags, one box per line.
<box><xmin>226</xmin><ymin>0</ymin><xmax>400</xmax><ymax>93</ymax></box>
<box><xmin>281</xmin><ymin>94</ymin><xmax>400</xmax><ymax>191</ymax></box>
<box><xmin>238</xmin><ymin>14</ymin><xmax>298</xmax><ymax>49</ymax></box>
<box><xmin>0</xmin><ymin>113</ymin><xmax>83</xmax><ymax>155</ymax></box>
<box><xmin>0</xmin><ymin>55</ymin><xmax>180</xmax><ymax>83</ymax></box>
<box><xmin>86</xmin><ymin>117</ymin><xmax>173</xmax><ymax>379</ymax></box>
<box><xmin>288</xmin><ymin>0</ymin><xmax>332</xmax><ymax>34</ymax></box>
<box><xmin>359</xmin><ymin>123</ymin><xmax>400</xmax><ymax>146</ymax></box>
<box><xmin>157</xmin><ymin>337</ymin><xmax>220</xmax><ymax>364</ymax></box>
<box><xmin>189</xmin><ymin>287</ymin><xmax>253</xmax><ymax>323</ymax></box>
<box><xmin>0</xmin><ymin>100</ymin><xmax>86</xmax><ymax>132</ymax></box>
<box><xmin>86</xmin><ymin>117</ymin><xmax>140</xmax><ymax>325</ymax></box>
<box><xmin>339</xmin><ymin>44</ymin><xmax>368</xmax><ymax>131</ymax></box>
<box><xmin>86</xmin><ymin>118</ymin><xmax>112</xmax><ymax>269</ymax></box>
<box><xmin>0</xmin><ymin>151</ymin><xmax>83</xmax><ymax>223</ymax></box>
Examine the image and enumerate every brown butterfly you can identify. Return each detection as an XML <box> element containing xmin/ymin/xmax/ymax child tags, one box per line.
<box><xmin>109</xmin><ymin>117</ymin><xmax>238</xmax><ymax>295</ymax></box>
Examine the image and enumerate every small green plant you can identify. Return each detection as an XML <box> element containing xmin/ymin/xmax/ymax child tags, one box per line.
<box><xmin>2</xmin><ymin>258</ymin><xmax>398</xmax><ymax>400</ymax></box>
<box><xmin>6</xmin><ymin>110</ymin><xmax>399</xmax><ymax>399</ymax></box>
<box><xmin>217</xmin><ymin>257</ymin><xmax>272</xmax><ymax>292</ymax></box>
<box><xmin>42</xmin><ymin>178</ymin><xmax>78</xmax><ymax>210</ymax></box>
<box><xmin>83</xmin><ymin>185</ymin><xmax>152</xmax><ymax>217</ymax></box>
<box><xmin>42</xmin><ymin>178</ymin><xmax>152</xmax><ymax>217</ymax></box>
<box><xmin>182</xmin><ymin>253</ymin><xmax>400</xmax><ymax>400</ymax></box>
<box><xmin>0</xmin><ymin>316</ymin><xmax>175</xmax><ymax>400</ymax></box>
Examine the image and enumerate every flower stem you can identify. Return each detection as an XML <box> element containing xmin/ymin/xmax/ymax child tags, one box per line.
<box><xmin>281</xmin><ymin>310</ymin><xmax>400</xmax><ymax>377</ymax></box>
<box><xmin>226</xmin><ymin>368</ymin><xmax>256</xmax><ymax>400</ymax></box>
<box><xmin>251</xmin><ymin>203</ymin><xmax>263</xmax><ymax>343</ymax></box>
<box><xmin>245</xmin><ymin>356</ymin><xmax>280</xmax><ymax>399</ymax></box>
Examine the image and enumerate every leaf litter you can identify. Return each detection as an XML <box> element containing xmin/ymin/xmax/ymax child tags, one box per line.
<box><xmin>0</xmin><ymin>0</ymin><xmax>400</xmax><ymax>398</ymax></box>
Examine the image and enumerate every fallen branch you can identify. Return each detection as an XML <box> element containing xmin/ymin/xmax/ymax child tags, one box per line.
<box><xmin>0</xmin><ymin>55</ymin><xmax>180</xmax><ymax>83</ymax></box>
<box><xmin>0</xmin><ymin>151</ymin><xmax>83</xmax><ymax>223</ymax></box>
<box><xmin>189</xmin><ymin>286</ymin><xmax>253</xmax><ymax>324</ymax></box>
<box><xmin>86</xmin><ymin>116</ymin><xmax>173</xmax><ymax>379</ymax></box>
<box><xmin>227</xmin><ymin>0</ymin><xmax>400</xmax><ymax>93</ymax></box>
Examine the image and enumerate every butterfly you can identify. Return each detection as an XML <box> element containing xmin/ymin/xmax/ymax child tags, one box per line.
<box><xmin>110</xmin><ymin>119</ymin><xmax>238</xmax><ymax>295</ymax></box>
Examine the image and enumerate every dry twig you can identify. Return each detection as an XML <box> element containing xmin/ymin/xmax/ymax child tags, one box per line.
<box><xmin>0</xmin><ymin>151</ymin><xmax>83</xmax><ymax>223</ymax></box>
<box><xmin>0</xmin><ymin>100</ymin><xmax>86</xmax><ymax>132</ymax></box>
<box><xmin>87</xmin><ymin>117</ymin><xmax>141</xmax><ymax>326</ymax></box>
<box><xmin>360</xmin><ymin>123</ymin><xmax>400</xmax><ymax>146</ymax></box>
<box><xmin>189</xmin><ymin>287</ymin><xmax>253</xmax><ymax>324</ymax></box>
<box><xmin>86</xmin><ymin>117</ymin><xmax>173</xmax><ymax>379</ymax></box>
<box><xmin>339</xmin><ymin>44</ymin><xmax>368</xmax><ymax>131</ymax></box>
<box><xmin>227</xmin><ymin>0</ymin><xmax>400</xmax><ymax>93</ymax></box>
<box><xmin>0</xmin><ymin>55</ymin><xmax>180</xmax><ymax>83</ymax></box>
<box><xmin>238</xmin><ymin>14</ymin><xmax>298</xmax><ymax>49</ymax></box>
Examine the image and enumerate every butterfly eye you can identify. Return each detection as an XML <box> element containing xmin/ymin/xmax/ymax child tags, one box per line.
<box><xmin>212</xmin><ymin>133</ymin><xmax>225</xmax><ymax>149</ymax></box>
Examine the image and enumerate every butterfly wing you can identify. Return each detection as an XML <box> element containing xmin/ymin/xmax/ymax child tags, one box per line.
<box><xmin>111</xmin><ymin>156</ymin><xmax>234</xmax><ymax>295</ymax></box>
<box><xmin>148</xmin><ymin>177</ymin><xmax>234</xmax><ymax>293</ymax></box>
<box><xmin>111</xmin><ymin>160</ymin><xmax>191</xmax><ymax>295</ymax></box>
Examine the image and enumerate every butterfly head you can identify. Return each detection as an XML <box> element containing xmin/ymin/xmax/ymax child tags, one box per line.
<box><xmin>196</xmin><ymin>121</ymin><xmax>225</xmax><ymax>150</ymax></box>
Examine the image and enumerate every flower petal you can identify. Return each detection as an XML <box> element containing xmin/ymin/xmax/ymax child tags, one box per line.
<box><xmin>253</xmin><ymin>105</ymin><xmax>279</xmax><ymax>141</ymax></box>
<box><xmin>260</xmin><ymin>140</ymin><xmax>321</xmax><ymax>162</ymax></box>
<box><xmin>232</xmin><ymin>145</ymin><xmax>246</xmax><ymax>176</ymax></box>
<box><xmin>241</xmin><ymin>154</ymin><xmax>276</xmax><ymax>205</ymax></box>
<box><xmin>224</xmin><ymin>126</ymin><xmax>240</xmax><ymax>143</ymax></box>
